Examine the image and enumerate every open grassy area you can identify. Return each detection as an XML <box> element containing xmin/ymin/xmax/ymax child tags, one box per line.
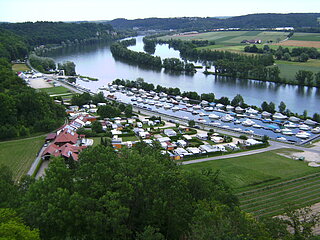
<box><xmin>12</xmin><ymin>63</ymin><xmax>30</xmax><ymax>72</ymax></box>
<box><xmin>183</xmin><ymin>149</ymin><xmax>320</xmax><ymax>217</ymax></box>
<box><xmin>183</xmin><ymin>149</ymin><xmax>319</xmax><ymax>190</ymax></box>
<box><xmin>39</xmin><ymin>86</ymin><xmax>73</xmax><ymax>95</ymax></box>
<box><xmin>275</xmin><ymin>59</ymin><xmax>320</xmax><ymax>80</ymax></box>
<box><xmin>0</xmin><ymin>136</ymin><xmax>45</xmax><ymax>181</ymax></box>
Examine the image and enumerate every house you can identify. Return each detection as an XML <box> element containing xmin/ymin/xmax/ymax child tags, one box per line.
<box><xmin>157</xmin><ymin>137</ymin><xmax>171</xmax><ymax>143</ymax></box>
<box><xmin>164</xmin><ymin>129</ymin><xmax>177</xmax><ymax>137</ymax></box>
<box><xmin>160</xmin><ymin>142</ymin><xmax>168</xmax><ymax>149</ymax></box>
<box><xmin>177</xmin><ymin>140</ymin><xmax>187</xmax><ymax>147</ymax></box>
<box><xmin>174</xmin><ymin>148</ymin><xmax>191</xmax><ymax>157</ymax></box>
<box><xmin>196</xmin><ymin>133</ymin><xmax>208</xmax><ymax>140</ymax></box>
<box><xmin>199</xmin><ymin>145</ymin><xmax>216</xmax><ymax>153</ymax></box>
<box><xmin>244</xmin><ymin>139</ymin><xmax>263</xmax><ymax>146</ymax></box>
<box><xmin>183</xmin><ymin>135</ymin><xmax>192</xmax><ymax>140</ymax></box>
<box><xmin>54</xmin><ymin>129</ymin><xmax>78</xmax><ymax>146</ymax></box>
<box><xmin>166</xmin><ymin>142</ymin><xmax>176</xmax><ymax>150</ymax></box>
<box><xmin>112</xmin><ymin>138</ymin><xmax>122</xmax><ymax>149</ymax></box>
<box><xmin>138</xmin><ymin>131</ymin><xmax>150</xmax><ymax>139</ymax></box>
<box><xmin>186</xmin><ymin>147</ymin><xmax>201</xmax><ymax>155</ymax></box>
<box><xmin>45</xmin><ymin>133</ymin><xmax>57</xmax><ymax>142</ymax></box>
<box><xmin>211</xmin><ymin>136</ymin><xmax>224</xmax><ymax>143</ymax></box>
<box><xmin>111</xmin><ymin>129</ymin><xmax>122</xmax><ymax>136</ymax></box>
<box><xmin>226</xmin><ymin>143</ymin><xmax>239</xmax><ymax>150</ymax></box>
<box><xmin>137</xmin><ymin>122</ymin><xmax>143</xmax><ymax>128</ymax></box>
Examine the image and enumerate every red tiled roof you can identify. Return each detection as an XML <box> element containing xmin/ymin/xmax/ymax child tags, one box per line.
<box><xmin>46</xmin><ymin>133</ymin><xmax>57</xmax><ymax>141</ymax></box>
<box><xmin>54</xmin><ymin>129</ymin><xmax>78</xmax><ymax>145</ymax></box>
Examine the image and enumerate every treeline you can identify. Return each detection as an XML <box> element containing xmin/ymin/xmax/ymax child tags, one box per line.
<box><xmin>113</xmin><ymin>78</ymin><xmax>320</xmax><ymax>121</ymax></box>
<box><xmin>29</xmin><ymin>53</ymin><xmax>56</xmax><ymax>72</ymax></box>
<box><xmin>1</xmin><ymin>144</ymin><xmax>319</xmax><ymax>239</ymax></box>
<box><xmin>111</xmin><ymin>41</ymin><xmax>162</xmax><ymax>68</ymax></box>
<box><xmin>109</xmin><ymin>13</ymin><xmax>320</xmax><ymax>30</ymax></box>
<box><xmin>0</xmin><ymin>21</ymin><xmax>116</xmax><ymax>47</ymax></box>
<box><xmin>111</xmin><ymin>39</ymin><xmax>195</xmax><ymax>72</ymax></box>
<box><xmin>0</xmin><ymin>28</ymin><xmax>29</xmax><ymax>60</ymax></box>
<box><xmin>0</xmin><ymin>59</ymin><xmax>65</xmax><ymax>140</ymax></box>
<box><xmin>274</xmin><ymin>46</ymin><xmax>320</xmax><ymax>62</ymax></box>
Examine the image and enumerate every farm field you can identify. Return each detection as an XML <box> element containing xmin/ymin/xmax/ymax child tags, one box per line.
<box><xmin>275</xmin><ymin>59</ymin><xmax>320</xmax><ymax>80</ymax></box>
<box><xmin>12</xmin><ymin>63</ymin><xmax>30</xmax><ymax>72</ymax></box>
<box><xmin>183</xmin><ymin>149</ymin><xmax>320</xmax><ymax>216</ymax></box>
<box><xmin>160</xmin><ymin>31</ymin><xmax>288</xmax><ymax>45</ymax></box>
<box><xmin>0</xmin><ymin>136</ymin><xmax>45</xmax><ymax>181</ymax></box>
<box><xmin>290</xmin><ymin>32</ymin><xmax>320</xmax><ymax>42</ymax></box>
<box><xmin>274</xmin><ymin>40</ymin><xmax>320</xmax><ymax>48</ymax></box>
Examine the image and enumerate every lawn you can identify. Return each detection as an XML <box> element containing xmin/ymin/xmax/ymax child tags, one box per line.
<box><xmin>12</xmin><ymin>63</ymin><xmax>30</xmax><ymax>72</ymax></box>
<box><xmin>183</xmin><ymin>149</ymin><xmax>319</xmax><ymax>190</ymax></box>
<box><xmin>275</xmin><ymin>59</ymin><xmax>320</xmax><ymax>80</ymax></box>
<box><xmin>0</xmin><ymin>136</ymin><xmax>45</xmax><ymax>181</ymax></box>
<box><xmin>39</xmin><ymin>86</ymin><xmax>73</xmax><ymax>95</ymax></box>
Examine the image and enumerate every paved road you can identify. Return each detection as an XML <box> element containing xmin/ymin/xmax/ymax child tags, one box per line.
<box><xmin>27</xmin><ymin>145</ymin><xmax>46</xmax><ymax>176</ymax></box>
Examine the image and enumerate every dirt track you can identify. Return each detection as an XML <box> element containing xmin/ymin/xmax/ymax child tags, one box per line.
<box><xmin>274</xmin><ymin>40</ymin><xmax>320</xmax><ymax>48</ymax></box>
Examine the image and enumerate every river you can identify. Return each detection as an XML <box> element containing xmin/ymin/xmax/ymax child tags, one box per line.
<box><xmin>48</xmin><ymin>36</ymin><xmax>320</xmax><ymax>115</ymax></box>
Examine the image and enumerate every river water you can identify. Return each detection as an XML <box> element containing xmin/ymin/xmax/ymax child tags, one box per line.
<box><xmin>49</xmin><ymin>36</ymin><xmax>320</xmax><ymax>115</ymax></box>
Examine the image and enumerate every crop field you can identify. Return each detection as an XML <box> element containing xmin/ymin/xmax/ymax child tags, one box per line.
<box><xmin>290</xmin><ymin>32</ymin><xmax>320</xmax><ymax>42</ymax></box>
<box><xmin>160</xmin><ymin>31</ymin><xmax>288</xmax><ymax>45</ymax></box>
<box><xmin>183</xmin><ymin>149</ymin><xmax>318</xmax><ymax>190</ymax></box>
<box><xmin>183</xmin><ymin>149</ymin><xmax>320</xmax><ymax>217</ymax></box>
<box><xmin>274</xmin><ymin>40</ymin><xmax>320</xmax><ymax>48</ymax></box>
<box><xmin>0</xmin><ymin>136</ymin><xmax>45</xmax><ymax>181</ymax></box>
<box><xmin>238</xmin><ymin>172</ymin><xmax>320</xmax><ymax>217</ymax></box>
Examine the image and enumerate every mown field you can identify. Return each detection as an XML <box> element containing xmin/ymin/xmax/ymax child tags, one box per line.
<box><xmin>160</xmin><ymin>31</ymin><xmax>288</xmax><ymax>46</ymax></box>
<box><xmin>183</xmin><ymin>149</ymin><xmax>320</xmax><ymax>217</ymax></box>
<box><xmin>0</xmin><ymin>136</ymin><xmax>45</xmax><ymax>181</ymax></box>
<box><xmin>12</xmin><ymin>63</ymin><xmax>30</xmax><ymax>72</ymax></box>
<box><xmin>39</xmin><ymin>86</ymin><xmax>72</xmax><ymax>95</ymax></box>
<box><xmin>275</xmin><ymin>59</ymin><xmax>320</xmax><ymax>80</ymax></box>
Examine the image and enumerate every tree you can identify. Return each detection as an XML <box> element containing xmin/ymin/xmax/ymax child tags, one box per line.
<box><xmin>0</xmin><ymin>208</ymin><xmax>40</xmax><ymax>240</ymax></box>
<box><xmin>298</xmin><ymin>53</ymin><xmax>309</xmax><ymax>62</ymax></box>
<box><xmin>278</xmin><ymin>101</ymin><xmax>286</xmax><ymax>113</ymax></box>
<box><xmin>91</xmin><ymin>121</ymin><xmax>103</xmax><ymax>133</ymax></box>
<box><xmin>188</xmin><ymin>120</ymin><xmax>195</xmax><ymax>127</ymax></box>
<box><xmin>315</xmin><ymin>72</ymin><xmax>320</xmax><ymax>87</ymax></box>
<box><xmin>58</xmin><ymin>61</ymin><xmax>76</xmax><ymax>76</ymax></box>
<box><xmin>282</xmin><ymin>206</ymin><xmax>320</xmax><ymax>240</ymax></box>
<box><xmin>231</xmin><ymin>94</ymin><xmax>244</xmax><ymax>106</ymax></box>
<box><xmin>295</xmin><ymin>70</ymin><xmax>313</xmax><ymax>86</ymax></box>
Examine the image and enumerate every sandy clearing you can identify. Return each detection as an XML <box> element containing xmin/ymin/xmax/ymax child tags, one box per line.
<box><xmin>273</xmin><ymin>40</ymin><xmax>320</xmax><ymax>48</ymax></box>
<box><xmin>29</xmin><ymin>78</ymin><xmax>52</xmax><ymax>89</ymax></box>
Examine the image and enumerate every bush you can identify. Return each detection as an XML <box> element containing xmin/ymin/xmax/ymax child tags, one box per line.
<box><xmin>239</xmin><ymin>135</ymin><xmax>248</xmax><ymax>140</ymax></box>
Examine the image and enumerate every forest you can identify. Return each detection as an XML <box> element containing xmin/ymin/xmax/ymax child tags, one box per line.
<box><xmin>1</xmin><ymin>143</ymin><xmax>319</xmax><ymax>240</ymax></box>
<box><xmin>0</xmin><ymin>58</ymin><xmax>65</xmax><ymax>140</ymax></box>
<box><xmin>0</xmin><ymin>21</ymin><xmax>116</xmax><ymax>46</ymax></box>
<box><xmin>108</xmin><ymin>13</ymin><xmax>320</xmax><ymax>30</ymax></box>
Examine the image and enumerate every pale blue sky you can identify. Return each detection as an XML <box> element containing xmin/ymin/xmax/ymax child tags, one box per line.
<box><xmin>0</xmin><ymin>0</ymin><xmax>319</xmax><ymax>22</ymax></box>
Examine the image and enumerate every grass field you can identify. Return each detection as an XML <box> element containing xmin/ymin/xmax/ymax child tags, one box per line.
<box><xmin>0</xmin><ymin>136</ymin><xmax>45</xmax><ymax>181</ymax></box>
<box><xmin>12</xmin><ymin>63</ymin><xmax>30</xmax><ymax>72</ymax></box>
<box><xmin>290</xmin><ymin>33</ymin><xmax>320</xmax><ymax>42</ymax></box>
<box><xmin>39</xmin><ymin>86</ymin><xmax>72</xmax><ymax>95</ymax></box>
<box><xmin>275</xmin><ymin>59</ymin><xmax>320</xmax><ymax>80</ymax></box>
<box><xmin>160</xmin><ymin>31</ymin><xmax>288</xmax><ymax>45</ymax></box>
<box><xmin>183</xmin><ymin>149</ymin><xmax>320</xmax><ymax>217</ymax></box>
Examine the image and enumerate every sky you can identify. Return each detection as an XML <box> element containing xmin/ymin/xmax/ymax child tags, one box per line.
<box><xmin>0</xmin><ymin>0</ymin><xmax>319</xmax><ymax>22</ymax></box>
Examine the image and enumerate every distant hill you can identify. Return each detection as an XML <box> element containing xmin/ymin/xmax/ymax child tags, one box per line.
<box><xmin>108</xmin><ymin>13</ymin><xmax>320</xmax><ymax>30</ymax></box>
